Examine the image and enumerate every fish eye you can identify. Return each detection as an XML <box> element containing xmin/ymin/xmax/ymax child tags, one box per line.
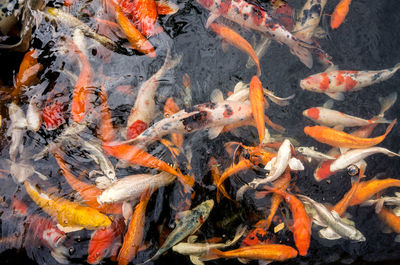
<box><xmin>164</xmin><ymin>113</ymin><xmax>170</xmax><ymax>118</ymax></box>
<box><xmin>347</xmin><ymin>165</ymin><xmax>359</xmax><ymax>176</ymax></box>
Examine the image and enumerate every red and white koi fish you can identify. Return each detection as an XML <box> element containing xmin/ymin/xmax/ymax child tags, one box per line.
<box><xmin>196</xmin><ymin>0</ymin><xmax>313</xmax><ymax>68</ymax></box>
<box><xmin>300</xmin><ymin>63</ymin><xmax>400</xmax><ymax>100</ymax></box>
<box><xmin>293</xmin><ymin>0</ymin><xmax>327</xmax><ymax>44</ymax></box>
<box><xmin>303</xmin><ymin>107</ymin><xmax>390</xmax><ymax>127</ymax></box>
<box><xmin>126</xmin><ymin>49</ymin><xmax>181</xmax><ymax>140</ymax></box>
<box><xmin>330</xmin><ymin>147</ymin><xmax>400</xmax><ymax>173</ymax></box>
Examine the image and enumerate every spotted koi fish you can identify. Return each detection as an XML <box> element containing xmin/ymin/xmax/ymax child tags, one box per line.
<box><xmin>300</xmin><ymin>63</ymin><xmax>400</xmax><ymax>100</ymax></box>
<box><xmin>196</xmin><ymin>0</ymin><xmax>313</xmax><ymax>68</ymax></box>
<box><xmin>293</xmin><ymin>0</ymin><xmax>327</xmax><ymax>44</ymax></box>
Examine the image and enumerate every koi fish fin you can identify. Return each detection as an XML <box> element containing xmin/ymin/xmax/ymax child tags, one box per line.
<box><xmin>339</xmin><ymin>147</ymin><xmax>349</xmax><ymax>154</ymax></box>
<box><xmin>233</xmin><ymin>81</ymin><xmax>249</xmax><ymax>93</ymax></box>
<box><xmin>325</xmin><ymin>92</ymin><xmax>344</xmax><ymax>101</ymax></box>
<box><xmin>210</xmin><ymin>89</ymin><xmax>224</xmax><ymax>103</ymax></box>
<box><xmin>370</xmin><ymin>116</ymin><xmax>391</xmax><ymax>124</ymax></box>
<box><xmin>155</xmin><ymin>0</ymin><xmax>179</xmax><ymax>15</ymax></box>
<box><xmin>50</xmin><ymin>245</ymin><xmax>70</xmax><ymax>264</ymax></box>
<box><xmin>122</xmin><ymin>201</ymin><xmax>133</xmax><ymax>223</ymax></box>
<box><xmin>393</xmin><ymin>62</ymin><xmax>400</xmax><ymax>72</ymax></box>
<box><xmin>322</xmin><ymin>99</ymin><xmax>334</xmax><ymax>109</ymax></box>
<box><xmin>95</xmin><ymin>176</ymin><xmax>113</xmax><ymax>189</ymax></box>
<box><xmin>289</xmin><ymin>43</ymin><xmax>313</xmax><ymax>69</ymax></box>
<box><xmin>383</xmin><ymin>118</ymin><xmax>397</xmax><ymax>138</ymax></box>
<box><xmin>263</xmin><ymin>88</ymin><xmax>295</xmax><ymax>106</ymax></box>
<box><xmin>313</xmin><ymin>26</ymin><xmax>327</xmax><ymax>39</ymax></box>
<box><xmin>187</xmin><ymin>235</ymin><xmax>198</xmax><ymax>243</ymax></box>
<box><xmin>393</xmin><ymin>206</ymin><xmax>400</xmax><ymax>217</ymax></box>
<box><xmin>236</xmin><ymin>184</ymin><xmax>250</xmax><ymax>201</ymax></box>
<box><xmin>238</xmin><ymin>258</ymin><xmax>250</xmax><ymax>264</ymax></box>
<box><xmin>258</xmin><ymin>260</ymin><xmax>272</xmax><ymax>265</ymax></box>
<box><xmin>190</xmin><ymin>255</ymin><xmax>205</xmax><ymax>265</ymax></box>
<box><xmin>225</xmin><ymin>225</ymin><xmax>247</xmax><ymax>246</ymax></box>
<box><xmin>378</xmin><ymin>92</ymin><xmax>397</xmax><ymax>117</ymax></box>
<box><xmin>319</xmin><ymin>227</ymin><xmax>342</xmax><ymax>240</ymax></box>
<box><xmin>374</xmin><ymin>198</ymin><xmax>385</xmax><ymax>214</ymax></box>
<box><xmin>221</xmin><ymin>40</ymin><xmax>229</xmax><ymax>52</ymax></box>
<box><xmin>205</xmin><ymin>13</ymin><xmax>219</xmax><ymax>28</ymax></box>
<box><xmin>288</xmin><ymin>157</ymin><xmax>304</xmax><ymax>171</ymax></box>
<box><xmin>199</xmin><ymin>248</ymin><xmax>223</xmax><ymax>261</ymax></box>
<box><xmin>208</xmin><ymin>126</ymin><xmax>224</xmax><ymax>139</ymax></box>
<box><xmin>56</xmin><ymin>224</ymin><xmax>84</xmax><ymax>233</ymax></box>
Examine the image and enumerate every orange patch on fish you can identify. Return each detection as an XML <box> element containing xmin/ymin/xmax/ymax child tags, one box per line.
<box><xmin>306</xmin><ymin>107</ymin><xmax>320</xmax><ymax>120</ymax></box>
<box><xmin>319</xmin><ymin>73</ymin><xmax>330</xmax><ymax>90</ymax></box>
<box><xmin>344</xmin><ymin>76</ymin><xmax>358</xmax><ymax>91</ymax></box>
<box><xmin>126</xmin><ymin>120</ymin><xmax>148</xmax><ymax>140</ymax></box>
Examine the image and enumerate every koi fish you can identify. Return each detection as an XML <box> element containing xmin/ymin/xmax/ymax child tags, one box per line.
<box><xmin>118</xmin><ymin>189</ymin><xmax>153</xmax><ymax>265</ymax></box>
<box><xmin>146</xmin><ymin>199</ymin><xmax>214</xmax><ymax>262</ymax></box>
<box><xmin>97</xmin><ymin>172</ymin><xmax>175</xmax><ymax>204</ymax></box>
<box><xmin>199</xmin><ymin>244</ymin><xmax>298</xmax><ymax>262</ymax></box>
<box><xmin>88</xmin><ymin>216</ymin><xmax>125</xmax><ymax>264</ymax></box>
<box><xmin>249</xmin><ymin>75</ymin><xmax>265</xmax><ymax>143</ymax></box>
<box><xmin>330</xmin><ymin>0</ymin><xmax>352</xmax><ymax>29</ymax></box>
<box><xmin>164</xmin><ymin>97</ymin><xmax>184</xmax><ymax>148</ymax></box>
<box><xmin>297</xmin><ymin>146</ymin><xmax>336</xmax><ymax>162</ymax></box>
<box><xmin>256</xmin><ymin>187</ymin><xmax>312</xmax><ymax>256</ymax></box>
<box><xmin>24</xmin><ymin>181</ymin><xmax>112</xmax><ymax>230</ymax></box>
<box><xmin>126</xmin><ymin>49</ymin><xmax>181</xmax><ymax>139</ymax></box>
<box><xmin>330</xmin><ymin>147</ymin><xmax>400</xmax><ymax>173</ymax></box>
<box><xmin>300</xmin><ymin>63</ymin><xmax>400</xmax><ymax>100</ymax></box>
<box><xmin>46</xmin><ymin>8</ymin><xmax>130</xmax><ymax>55</ymax></box>
<box><xmin>303</xmin><ymin>107</ymin><xmax>390</xmax><ymax>127</ymax></box>
<box><xmin>115</xmin><ymin>6</ymin><xmax>156</xmax><ymax>57</ymax></box>
<box><xmin>54</xmin><ymin>152</ymin><xmax>123</xmax><ymax>215</ymax></box>
<box><xmin>172</xmin><ymin>225</ymin><xmax>246</xmax><ymax>256</ymax></box>
<box><xmin>8</xmin><ymin>49</ymin><xmax>43</xmax><ymax>99</ymax></box>
<box><xmin>378</xmin><ymin>207</ymin><xmax>400</xmax><ymax>239</ymax></box>
<box><xmin>293</xmin><ymin>0</ymin><xmax>327</xmax><ymax>43</ymax></box>
<box><xmin>196</xmin><ymin>0</ymin><xmax>313</xmax><ymax>68</ymax></box>
<box><xmin>209</xmin><ymin>23</ymin><xmax>261</xmax><ymax>76</ymax></box>
<box><xmin>98</xmin><ymin>83</ymin><xmax>116</xmax><ymax>143</ymax></box>
<box><xmin>304</xmin><ymin>119</ymin><xmax>396</xmax><ymax>149</ymax></box>
<box><xmin>299</xmin><ymin>194</ymin><xmax>365</xmax><ymax>241</ymax></box>
<box><xmin>127</xmin><ymin>0</ymin><xmax>161</xmax><ymax>38</ymax></box>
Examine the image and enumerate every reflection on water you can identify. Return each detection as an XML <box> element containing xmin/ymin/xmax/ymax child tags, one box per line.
<box><xmin>0</xmin><ymin>0</ymin><xmax>400</xmax><ymax>264</ymax></box>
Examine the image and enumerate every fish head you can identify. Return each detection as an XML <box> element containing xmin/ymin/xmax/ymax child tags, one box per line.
<box><xmin>303</xmin><ymin>107</ymin><xmax>321</xmax><ymax>121</ymax></box>
<box><xmin>300</xmin><ymin>76</ymin><xmax>321</xmax><ymax>91</ymax></box>
<box><xmin>197</xmin><ymin>199</ymin><xmax>215</xmax><ymax>219</ymax></box>
<box><xmin>314</xmin><ymin>160</ymin><xmax>335</xmax><ymax>181</ymax></box>
<box><xmin>87</xmin><ymin>242</ymin><xmax>111</xmax><ymax>264</ymax></box>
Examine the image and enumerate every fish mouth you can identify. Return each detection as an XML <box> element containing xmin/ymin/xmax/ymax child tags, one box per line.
<box><xmin>54</xmin><ymin>234</ymin><xmax>67</xmax><ymax>248</ymax></box>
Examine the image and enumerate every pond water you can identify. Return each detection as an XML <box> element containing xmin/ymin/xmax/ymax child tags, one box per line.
<box><xmin>0</xmin><ymin>0</ymin><xmax>400</xmax><ymax>264</ymax></box>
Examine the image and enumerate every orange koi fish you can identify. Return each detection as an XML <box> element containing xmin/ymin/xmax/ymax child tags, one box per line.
<box><xmin>209</xmin><ymin>157</ymin><xmax>232</xmax><ymax>202</ymax></box>
<box><xmin>88</xmin><ymin>216</ymin><xmax>125</xmax><ymax>264</ymax></box>
<box><xmin>102</xmin><ymin>142</ymin><xmax>192</xmax><ymax>188</ymax></box>
<box><xmin>130</xmin><ymin>0</ymin><xmax>160</xmax><ymax>37</ymax></box>
<box><xmin>200</xmin><ymin>244</ymin><xmax>298</xmax><ymax>262</ymax></box>
<box><xmin>54</xmin><ymin>151</ymin><xmax>123</xmax><ymax>215</ymax></box>
<box><xmin>249</xmin><ymin>75</ymin><xmax>265</xmax><ymax>144</ymax></box>
<box><xmin>118</xmin><ymin>189</ymin><xmax>153</xmax><ymax>265</ymax></box>
<box><xmin>331</xmin><ymin>163</ymin><xmax>365</xmax><ymax>217</ymax></box>
<box><xmin>338</xmin><ymin>178</ymin><xmax>400</xmax><ymax>207</ymax></box>
<box><xmin>378</xmin><ymin>207</ymin><xmax>400</xmax><ymax>234</ymax></box>
<box><xmin>330</xmin><ymin>0</ymin><xmax>352</xmax><ymax>29</ymax></box>
<box><xmin>9</xmin><ymin>49</ymin><xmax>43</xmax><ymax>98</ymax></box>
<box><xmin>69</xmin><ymin>40</ymin><xmax>94</xmax><ymax>123</ymax></box>
<box><xmin>115</xmin><ymin>6</ymin><xmax>156</xmax><ymax>57</ymax></box>
<box><xmin>164</xmin><ymin>97</ymin><xmax>184</xmax><ymax>148</ymax></box>
<box><xmin>209</xmin><ymin>23</ymin><xmax>261</xmax><ymax>76</ymax></box>
<box><xmin>256</xmin><ymin>188</ymin><xmax>311</xmax><ymax>256</ymax></box>
<box><xmin>24</xmin><ymin>181</ymin><xmax>112</xmax><ymax>230</ymax></box>
<box><xmin>98</xmin><ymin>83</ymin><xmax>116</xmax><ymax>143</ymax></box>
<box><xmin>304</xmin><ymin>119</ymin><xmax>396</xmax><ymax>149</ymax></box>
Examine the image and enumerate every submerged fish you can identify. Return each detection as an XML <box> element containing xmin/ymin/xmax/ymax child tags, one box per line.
<box><xmin>331</xmin><ymin>0</ymin><xmax>352</xmax><ymax>29</ymax></box>
<box><xmin>293</xmin><ymin>0</ymin><xmax>327</xmax><ymax>43</ymax></box>
<box><xmin>147</xmin><ymin>199</ymin><xmax>214</xmax><ymax>262</ymax></box>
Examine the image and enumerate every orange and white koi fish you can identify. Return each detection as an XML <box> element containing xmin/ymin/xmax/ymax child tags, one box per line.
<box><xmin>300</xmin><ymin>63</ymin><xmax>400</xmax><ymax>100</ymax></box>
<box><xmin>293</xmin><ymin>0</ymin><xmax>327</xmax><ymax>44</ymax></box>
<box><xmin>196</xmin><ymin>0</ymin><xmax>313</xmax><ymax>68</ymax></box>
<box><xmin>24</xmin><ymin>181</ymin><xmax>112</xmax><ymax>230</ymax></box>
<box><xmin>199</xmin><ymin>244</ymin><xmax>298</xmax><ymax>262</ymax></box>
<box><xmin>209</xmin><ymin>23</ymin><xmax>261</xmax><ymax>76</ymax></box>
<box><xmin>54</xmin><ymin>152</ymin><xmax>123</xmax><ymax>215</ymax></box>
<box><xmin>164</xmin><ymin>97</ymin><xmax>184</xmax><ymax>148</ymax></box>
<box><xmin>88</xmin><ymin>216</ymin><xmax>125</xmax><ymax>264</ymax></box>
<box><xmin>125</xmin><ymin>0</ymin><xmax>161</xmax><ymax>38</ymax></box>
<box><xmin>256</xmin><ymin>187</ymin><xmax>312</xmax><ymax>256</ymax></box>
<box><xmin>330</xmin><ymin>0</ymin><xmax>352</xmax><ymax>29</ymax></box>
<box><xmin>249</xmin><ymin>75</ymin><xmax>265</xmax><ymax>143</ymax></box>
<box><xmin>303</xmin><ymin>107</ymin><xmax>390</xmax><ymax>127</ymax></box>
<box><xmin>304</xmin><ymin>119</ymin><xmax>397</xmax><ymax>149</ymax></box>
<box><xmin>126</xmin><ymin>49</ymin><xmax>181</xmax><ymax>139</ymax></box>
<box><xmin>8</xmin><ymin>49</ymin><xmax>43</xmax><ymax>99</ymax></box>
<box><xmin>115</xmin><ymin>6</ymin><xmax>156</xmax><ymax>57</ymax></box>
<box><xmin>68</xmin><ymin>40</ymin><xmax>94</xmax><ymax>123</ymax></box>
<box><xmin>118</xmin><ymin>189</ymin><xmax>153</xmax><ymax>265</ymax></box>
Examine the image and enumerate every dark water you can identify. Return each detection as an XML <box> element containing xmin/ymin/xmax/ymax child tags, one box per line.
<box><xmin>0</xmin><ymin>0</ymin><xmax>400</xmax><ymax>264</ymax></box>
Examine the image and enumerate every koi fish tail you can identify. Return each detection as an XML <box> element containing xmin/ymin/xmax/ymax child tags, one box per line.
<box><xmin>289</xmin><ymin>42</ymin><xmax>313</xmax><ymax>69</ymax></box>
<box><xmin>199</xmin><ymin>248</ymin><xmax>224</xmax><ymax>261</ymax></box>
<box><xmin>382</xmin><ymin>119</ymin><xmax>397</xmax><ymax>138</ymax></box>
<box><xmin>378</xmin><ymin>92</ymin><xmax>397</xmax><ymax>117</ymax></box>
<box><xmin>50</xmin><ymin>245</ymin><xmax>70</xmax><ymax>264</ymax></box>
